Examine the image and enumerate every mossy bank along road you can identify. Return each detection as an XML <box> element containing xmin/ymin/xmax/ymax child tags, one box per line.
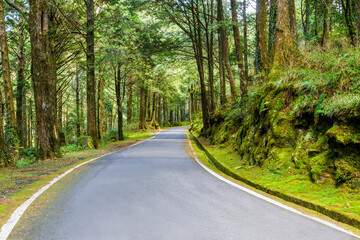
<box><xmin>2</xmin><ymin>128</ymin><xmax>358</xmax><ymax>240</ymax></box>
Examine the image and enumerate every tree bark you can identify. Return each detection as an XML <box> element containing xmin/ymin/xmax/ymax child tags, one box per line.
<box><xmin>268</xmin><ymin>0</ymin><xmax>295</xmax><ymax>67</ymax></box>
<box><xmin>127</xmin><ymin>82</ymin><xmax>133</xmax><ymax>125</ymax></box>
<box><xmin>97</xmin><ymin>70</ymin><xmax>104</xmax><ymax>140</ymax></box>
<box><xmin>230</xmin><ymin>0</ymin><xmax>247</xmax><ymax>103</ymax></box>
<box><xmin>255</xmin><ymin>0</ymin><xmax>268</xmax><ymax>74</ymax></box>
<box><xmin>217</xmin><ymin>0</ymin><xmax>227</xmax><ymax>105</ymax></box>
<box><xmin>0</xmin><ymin>0</ymin><xmax>16</xmax><ymax>131</ymax></box>
<box><xmin>225</xmin><ymin>36</ymin><xmax>238</xmax><ymax>100</ymax></box>
<box><xmin>75</xmin><ymin>65</ymin><xmax>81</xmax><ymax>137</ymax></box>
<box><xmin>29</xmin><ymin>0</ymin><xmax>59</xmax><ymax>160</ymax></box>
<box><xmin>115</xmin><ymin>65</ymin><xmax>124</xmax><ymax>141</ymax></box>
<box><xmin>288</xmin><ymin>0</ymin><xmax>298</xmax><ymax>45</ymax></box>
<box><xmin>321</xmin><ymin>0</ymin><xmax>331</xmax><ymax>47</ymax></box>
<box><xmin>243</xmin><ymin>0</ymin><xmax>249</xmax><ymax>79</ymax></box>
<box><xmin>205</xmin><ymin>0</ymin><xmax>215</xmax><ymax>111</ymax></box>
<box><xmin>0</xmin><ymin>89</ymin><xmax>8</xmax><ymax>166</ymax></box>
<box><xmin>340</xmin><ymin>0</ymin><xmax>356</xmax><ymax>46</ymax></box>
<box><xmin>139</xmin><ymin>86</ymin><xmax>147</xmax><ymax>129</ymax></box>
<box><xmin>193</xmin><ymin>0</ymin><xmax>210</xmax><ymax>134</ymax></box>
<box><xmin>16</xmin><ymin>28</ymin><xmax>27</xmax><ymax>147</ymax></box>
<box><xmin>86</xmin><ymin>0</ymin><xmax>98</xmax><ymax>148</ymax></box>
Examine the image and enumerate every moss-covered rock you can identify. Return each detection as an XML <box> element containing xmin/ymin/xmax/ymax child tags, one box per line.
<box><xmin>326</xmin><ymin>123</ymin><xmax>360</xmax><ymax>145</ymax></box>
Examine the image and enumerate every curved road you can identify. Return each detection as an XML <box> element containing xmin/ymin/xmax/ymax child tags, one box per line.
<box><xmin>8</xmin><ymin>127</ymin><xmax>358</xmax><ymax>239</ymax></box>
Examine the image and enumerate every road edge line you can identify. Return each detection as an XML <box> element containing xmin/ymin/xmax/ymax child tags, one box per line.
<box><xmin>186</xmin><ymin>131</ymin><xmax>360</xmax><ymax>239</ymax></box>
<box><xmin>0</xmin><ymin>131</ymin><xmax>161</xmax><ymax>240</ymax></box>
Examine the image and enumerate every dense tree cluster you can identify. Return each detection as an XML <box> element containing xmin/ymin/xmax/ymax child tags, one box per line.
<box><xmin>0</xmin><ymin>0</ymin><xmax>358</xmax><ymax>165</ymax></box>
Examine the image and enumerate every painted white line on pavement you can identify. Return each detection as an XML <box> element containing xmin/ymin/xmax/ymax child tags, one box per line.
<box><xmin>187</xmin><ymin>133</ymin><xmax>360</xmax><ymax>239</ymax></box>
<box><xmin>0</xmin><ymin>131</ymin><xmax>161</xmax><ymax>240</ymax></box>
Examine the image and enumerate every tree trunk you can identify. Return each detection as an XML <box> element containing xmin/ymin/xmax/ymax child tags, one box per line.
<box><xmin>16</xmin><ymin>29</ymin><xmax>27</xmax><ymax>148</ymax></box>
<box><xmin>268</xmin><ymin>0</ymin><xmax>295</xmax><ymax>67</ymax></box>
<box><xmin>321</xmin><ymin>0</ymin><xmax>332</xmax><ymax>47</ymax></box>
<box><xmin>0</xmin><ymin>89</ymin><xmax>8</xmax><ymax>166</ymax></box>
<box><xmin>28</xmin><ymin>99</ymin><xmax>33</xmax><ymax>147</ymax></box>
<box><xmin>302</xmin><ymin>0</ymin><xmax>311</xmax><ymax>41</ymax></box>
<box><xmin>230</xmin><ymin>0</ymin><xmax>247</xmax><ymax>103</ymax></box>
<box><xmin>86</xmin><ymin>0</ymin><xmax>98</xmax><ymax>148</ymax></box>
<box><xmin>255</xmin><ymin>0</ymin><xmax>268</xmax><ymax>74</ymax></box>
<box><xmin>97</xmin><ymin>69</ymin><xmax>104</xmax><ymax>140</ymax></box>
<box><xmin>127</xmin><ymin>82</ymin><xmax>133</xmax><ymax>125</ymax></box>
<box><xmin>29</xmin><ymin>0</ymin><xmax>59</xmax><ymax>160</ymax></box>
<box><xmin>163</xmin><ymin>97</ymin><xmax>167</xmax><ymax>123</ymax></box>
<box><xmin>217</xmin><ymin>0</ymin><xmax>227</xmax><ymax>105</ymax></box>
<box><xmin>243</xmin><ymin>0</ymin><xmax>249</xmax><ymax>79</ymax></box>
<box><xmin>75</xmin><ymin>65</ymin><xmax>81</xmax><ymax>137</ymax></box>
<box><xmin>340</xmin><ymin>0</ymin><xmax>357</xmax><ymax>46</ymax></box>
<box><xmin>115</xmin><ymin>65</ymin><xmax>124</xmax><ymax>141</ymax></box>
<box><xmin>225</xmin><ymin>36</ymin><xmax>238</xmax><ymax>100</ymax></box>
<box><xmin>288</xmin><ymin>0</ymin><xmax>298</xmax><ymax>45</ymax></box>
<box><xmin>205</xmin><ymin>0</ymin><xmax>215</xmax><ymax>111</ymax></box>
<box><xmin>0</xmin><ymin>0</ymin><xmax>16</xmax><ymax>132</ymax></box>
<box><xmin>157</xmin><ymin>96</ymin><xmax>161</xmax><ymax>125</ymax></box>
<box><xmin>314</xmin><ymin>2</ymin><xmax>319</xmax><ymax>39</ymax></box>
<box><xmin>139</xmin><ymin>86</ymin><xmax>147</xmax><ymax>129</ymax></box>
<box><xmin>193</xmin><ymin>0</ymin><xmax>210</xmax><ymax>134</ymax></box>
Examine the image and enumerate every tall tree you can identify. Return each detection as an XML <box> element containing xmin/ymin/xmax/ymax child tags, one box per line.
<box><xmin>288</xmin><ymin>0</ymin><xmax>298</xmax><ymax>44</ymax></box>
<box><xmin>243</xmin><ymin>0</ymin><xmax>249</xmax><ymax>79</ymax></box>
<box><xmin>29</xmin><ymin>0</ymin><xmax>59</xmax><ymax>159</ymax></box>
<box><xmin>16</xmin><ymin>23</ymin><xmax>27</xmax><ymax>147</ymax></box>
<box><xmin>321</xmin><ymin>0</ymin><xmax>332</xmax><ymax>46</ymax></box>
<box><xmin>86</xmin><ymin>0</ymin><xmax>99</xmax><ymax>148</ymax></box>
<box><xmin>255</xmin><ymin>0</ymin><xmax>268</xmax><ymax>74</ymax></box>
<box><xmin>268</xmin><ymin>0</ymin><xmax>295</xmax><ymax>66</ymax></box>
<box><xmin>0</xmin><ymin>0</ymin><xmax>16</xmax><ymax>140</ymax></box>
<box><xmin>230</xmin><ymin>0</ymin><xmax>247</xmax><ymax>103</ymax></box>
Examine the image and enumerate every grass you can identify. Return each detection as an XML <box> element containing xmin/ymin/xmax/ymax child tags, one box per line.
<box><xmin>0</xmin><ymin>130</ymin><xmax>157</xmax><ymax>228</ymax></box>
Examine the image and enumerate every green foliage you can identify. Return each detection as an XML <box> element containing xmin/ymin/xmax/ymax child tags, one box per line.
<box><xmin>60</xmin><ymin>144</ymin><xmax>86</xmax><ymax>154</ymax></box>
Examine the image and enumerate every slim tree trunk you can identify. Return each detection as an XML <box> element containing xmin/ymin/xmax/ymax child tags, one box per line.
<box><xmin>321</xmin><ymin>0</ymin><xmax>332</xmax><ymax>47</ymax></box>
<box><xmin>230</xmin><ymin>0</ymin><xmax>247</xmax><ymax>103</ymax></box>
<box><xmin>115</xmin><ymin>65</ymin><xmax>124</xmax><ymax>140</ymax></box>
<box><xmin>255</xmin><ymin>0</ymin><xmax>268</xmax><ymax>74</ymax></box>
<box><xmin>97</xmin><ymin>69</ymin><xmax>104</xmax><ymax>140</ymax></box>
<box><xmin>86</xmin><ymin>0</ymin><xmax>98</xmax><ymax>148</ymax></box>
<box><xmin>205</xmin><ymin>0</ymin><xmax>215</xmax><ymax>111</ymax></box>
<box><xmin>75</xmin><ymin>65</ymin><xmax>81</xmax><ymax>137</ymax></box>
<box><xmin>193</xmin><ymin>0</ymin><xmax>210</xmax><ymax>134</ymax></box>
<box><xmin>139</xmin><ymin>86</ymin><xmax>147</xmax><ymax>129</ymax></box>
<box><xmin>340</xmin><ymin>0</ymin><xmax>356</xmax><ymax>46</ymax></box>
<box><xmin>16</xmin><ymin>29</ymin><xmax>27</xmax><ymax>148</ymax></box>
<box><xmin>0</xmin><ymin>89</ymin><xmax>8</xmax><ymax>166</ymax></box>
<box><xmin>217</xmin><ymin>0</ymin><xmax>227</xmax><ymax>105</ymax></box>
<box><xmin>225</xmin><ymin>36</ymin><xmax>238</xmax><ymax>100</ymax></box>
<box><xmin>127</xmin><ymin>82</ymin><xmax>133</xmax><ymax>125</ymax></box>
<box><xmin>243</xmin><ymin>0</ymin><xmax>249</xmax><ymax>79</ymax></box>
<box><xmin>0</xmin><ymin>0</ymin><xmax>16</xmax><ymax>131</ymax></box>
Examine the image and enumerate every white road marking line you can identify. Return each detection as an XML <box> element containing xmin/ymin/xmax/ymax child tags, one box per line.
<box><xmin>0</xmin><ymin>132</ymin><xmax>161</xmax><ymax>240</ymax></box>
<box><xmin>187</xmin><ymin>133</ymin><xmax>360</xmax><ymax>239</ymax></box>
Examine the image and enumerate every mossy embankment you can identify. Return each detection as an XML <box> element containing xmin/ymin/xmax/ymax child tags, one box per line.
<box><xmin>191</xmin><ymin>48</ymin><xmax>360</xmax><ymax>221</ymax></box>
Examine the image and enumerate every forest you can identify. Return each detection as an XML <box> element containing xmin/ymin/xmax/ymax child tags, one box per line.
<box><xmin>0</xmin><ymin>0</ymin><xmax>359</xmax><ymax>185</ymax></box>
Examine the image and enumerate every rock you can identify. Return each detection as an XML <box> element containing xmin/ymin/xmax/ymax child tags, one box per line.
<box><xmin>326</xmin><ymin>124</ymin><xmax>360</xmax><ymax>146</ymax></box>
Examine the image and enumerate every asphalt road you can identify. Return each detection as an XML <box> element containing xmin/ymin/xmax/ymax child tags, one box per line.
<box><xmin>8</xmin><ymin>127</ymin><xmax>358</xmax><ymax>240</ymax></box>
